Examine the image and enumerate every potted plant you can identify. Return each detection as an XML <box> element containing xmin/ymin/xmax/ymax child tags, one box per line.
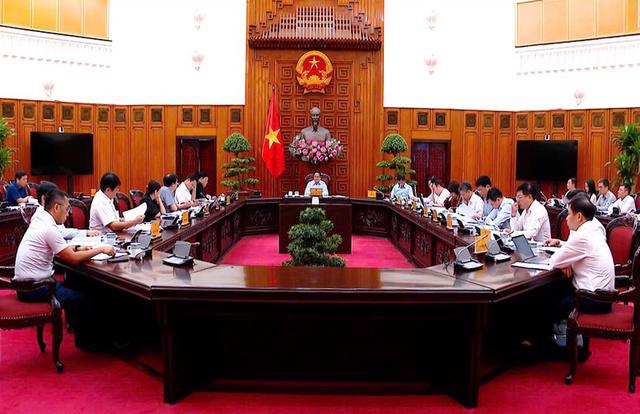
<box><xmin>374</xmin><ymin>133</ymin><xmax>416</xmax><ymax>193</ymax></box>
<box><xmin>612</xmin><ymin>123</ymin><xmax>640</xmax><ymax>189</ymax></box>
<box><xmin>0</xmin><ymin>116</ymin><xmax>16</xmax><ymax>181</ymax></box>
<box><xmin>221</xmin><ymin>132</ymin><xmax>259</xmax><ymax>193</ymax></box>
<box><xmin>283</xmin><ymin>207</ymin><xmax>346</xmax><ymax>267</ymax></box>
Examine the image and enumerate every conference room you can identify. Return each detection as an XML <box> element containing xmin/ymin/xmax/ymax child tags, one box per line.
<box><xmin>1</xmin><ymin>1</ymin><xmax>640</xmax><ymax>413</ymax></box>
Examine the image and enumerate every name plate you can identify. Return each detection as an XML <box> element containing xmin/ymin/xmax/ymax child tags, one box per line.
<box><xmin>181</xmin><ymin>210</ymin><xmax>190</xmax><ymax>226</ymax></box>
<box><xmin>367</xmin><ymin>190</ymin><xmax>377</xmax><ymax>198</ymax></box>
<box><xmin>310</xmin><ymin>187</ymin><xmax>323</xmax><ymax>197</ymax></box>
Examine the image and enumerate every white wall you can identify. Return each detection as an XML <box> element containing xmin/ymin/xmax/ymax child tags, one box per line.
<box><xmin>384</xmin><ymin>0</ymin><xmax>640</xmax><ymax>110</ymax></box>
<box><xmin>0</xmin><ymin>0</ymin><xmax>246</xmax><ymax>105</ymax></box>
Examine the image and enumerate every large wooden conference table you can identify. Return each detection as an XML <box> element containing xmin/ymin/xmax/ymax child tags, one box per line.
<box><xmin>44</xmin><ymin>197</ymin><xmax>569</xmax><ymax>408</ymax></box>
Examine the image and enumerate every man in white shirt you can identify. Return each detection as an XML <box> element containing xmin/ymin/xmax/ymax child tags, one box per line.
<box><xmin>304</xmin><ymin>172</ymin><xmax>329</xmax><ymax>197</ymax></box>
<box><xmin>390</xmin><ymin>173</ymin><xmax>414</xmax><ymax>200</ymax></box>
<box><xmin>475</xmin><ymin>175</ymin><xmax>493</xmax><ymax>217</ymax></box>
<box><xmin>15</xmin><ymin>188</ymin><xmax>115</xmax><ymax>350</ymax></box>
<box><xmin>595</xmin><ymin>178</ymin><xmax>616</xmax><ymax>209</ymax></box>
<box><xmin>545</xmin><ymin>196</ymin><xmax>614</xmax><ymax>318</ymax></box>
<box><xmin>562</xmin><ymin>177</ymin><xmax>577</xmax><ymax>204</ymax></box>
<box><xmin>426</xmin><ymin>176</ymin><xmax>450</xmax><ymax>207</ymax></box>
<box><xmin>508</xmin><ymin>182</ymin><xmax>551</xmax><ymax>242</ymax></box>
<box><xmin>484</xmin><ymin>187</ymin><xmax>514</xmax><ymax>229</ymax></box>
<box><xmin>174</xmin><ymin>175</ymin><xmax>197</xmax><ymax>206</ymax></box>
<box><xmin>608</xmin><ymin>184</ymin><xmax>635</xmax><ymax>215</ymax></box>
<box><xmin>34</xmin><ymin>181</ymin><xmax>100</xmax><ymax>239</ymax></box>
<box><xmin>89</xmin><ymin>172</ymin><xmax>144</xmax><ymax>231</ymax></box>
<box><xmin>457</xmin><ymin>181</ymin><xmax>484</xmax><ymax>218</ymax></box>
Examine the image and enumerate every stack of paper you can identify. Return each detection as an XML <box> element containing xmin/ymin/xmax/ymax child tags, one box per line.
<box><xmin>68</xmin><ymin>236</ymin><xmax>102</xmax><ymax>247</ymax></box>
<box><xmin>91</xmin><ymin>252</ymin><xmax>128</xmax><ymax>261</ymax></box>
<box><xmin>123</xmin><ymin>203</ymin><xmax>147</xmax><ymax>222</ymax></box>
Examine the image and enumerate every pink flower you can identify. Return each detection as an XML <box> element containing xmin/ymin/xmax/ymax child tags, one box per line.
<box><xmin>302</xmin><ymin>149</ymin><xmax>308</xmax><ymax>155</ymax></box>
<box><xmin>311</xmin><ymin>148</ymin><xmax>316</xmax><ymax>153</ymax></box>
<box><xmin>320</xmin><ymin>147</ymin><xmax>326</xmax><ymax>153</ymax></box>
<box><xmin>312</xmin><ymin>141</ymin><xmax>318</xmax><ymax>147</ymax></box>
<box><xmin>318</xmin><ymin>155</ymin><xmax>324</xmax><ymax>161</ymax></box>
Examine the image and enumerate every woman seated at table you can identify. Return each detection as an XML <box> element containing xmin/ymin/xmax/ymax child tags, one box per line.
<box><xmin>140</xmin><ymin>180</ymin><xmax>167</xmax><ymax>222</ymax></box>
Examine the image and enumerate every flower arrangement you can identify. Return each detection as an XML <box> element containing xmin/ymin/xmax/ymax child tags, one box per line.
<box><xmin>288</xmin><ymin>135</ymin><xmax>343</xmax><ymax>165</ymax></box>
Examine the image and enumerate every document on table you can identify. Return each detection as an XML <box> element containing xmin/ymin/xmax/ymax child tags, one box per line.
<box><xmin>456</xmin><ymin>203</ymin><xmax>475</xmax><ymax>217</ymax></box>
<box><xmin>123</xmin><ymin>203</ymin><xmax>147</xmax><ymax>222</ymax></box>
<box><xmin>124</xmin><ymin>223</ymin><xmax>151</xmax><ymax>233</ymax></box>
<box><xmin>511</xmin><ymin>261</ymin><xmax>553</xmax><ymax>271</ymax></box>
<box><xmin>68</xmin><ymin>236</ymin><xmax>102</xmax><ymax>247</ymax></box>
<box><xmin>91</xmin><ymin>252</ymin><xmax>128</xmax><ymax>261</ymax></box>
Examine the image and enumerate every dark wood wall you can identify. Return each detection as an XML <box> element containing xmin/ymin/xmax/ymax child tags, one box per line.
<box><xmin>385</xmin><ymin>107</ymin><xmax>640</xmax><ymax>198</ymax></box>
<box><xmin>0</xmin><ymin>99</ymin><xmax>243</xmax><ymax>196</ymax></box>
<box><xmin>245</xmin><ymin>0</ymin><xmax>384</xmax><ymax>197</ymax></box>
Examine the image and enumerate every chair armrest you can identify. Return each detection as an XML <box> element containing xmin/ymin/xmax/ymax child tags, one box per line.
<box><xmin>576</xmin><ymin>287</ymin><xmax>636</xmax><ymax>304</ymax></box>
<box><xmin>615</xmin><ymin>275</ymin><xmax>632</xmax><ymax>289</ymax></box>
<box><xmin>0</xmin><ymin>265</ymin><xmax>15</xmax><ymax>277</ymax></box>
<box><xmin>2</xmin><ymin>277</ymin><xmax>56</xmax><ymax>292</ymax></box>
<box><xmin>614</xmin><ymin>261</ymin><xmax>632</xmax><ymax>275</ymax></box>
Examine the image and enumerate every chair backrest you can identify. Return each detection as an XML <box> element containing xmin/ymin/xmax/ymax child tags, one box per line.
<box><xmin>606</xmin><ymin>216</ymin><xmax>640</xmax><ymax>266</ymax></box>
<box><xmin>114</xmin><ymin>192</ymin><xmax>131</xmax><ymax>218</ymax></box>
<box><xmin>304</xmin><ymin>173</ymin><xmax>331</xmax><ymax>186</ymax></box>
<box><xmin>635</xmin><ymin>193</ymin><xmax>640</xmax><ymax>211</ymax></box>
<box><xmin>65</xmin><ymin>198</ymin><xmax>89</xmax><ymax>229</ymax></box>
<box><xmin>0</xmin><ymin>183</ymin><xmax>6</xmax><ymax>202</ymax></box>
<box><xmin>557</xmin><ymin>209</ymin><xmax>571</xmax><ymax>241</ymax></box>
<box><xmin>27</xmin><ymin>182</ymin><xmax>38</xmax><ymax>198</ymax></box>
<box><xmin>129</xmin><ymin>190</ymin><xmax>144</xmax><ymax>208</ymax></box>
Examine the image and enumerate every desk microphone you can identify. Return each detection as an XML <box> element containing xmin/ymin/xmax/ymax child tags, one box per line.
<box><xmin>453</xmin><ymin>233</ymin><xmax>490</xmax><ymax>262</ymax></box>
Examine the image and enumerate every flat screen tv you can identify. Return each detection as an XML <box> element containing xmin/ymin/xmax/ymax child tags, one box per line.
<box><xmin>30</xmin><ymin>132</ymin><xmax>94</xmax><ymax>176</ymax></box>
<box><xmin>516</xmin><ymin>140</ymin><xmax>578</xmax><ymax>182</ymax></box>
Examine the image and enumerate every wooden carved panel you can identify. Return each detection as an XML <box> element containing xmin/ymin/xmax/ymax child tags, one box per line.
<box><xmin>243</xmin><ymin>204</ymin><xmax>278</xmax><ymax>234</ymax></box>
<box><xmin>278</xmin><ymin>60</ymin><xmax>351</xmax><ymax>195</ymax></box>
<box><xmin>199</xmin><ymin>108</ymin><xmax>211</xmax><ymax>124</ymax></box>
<box><xmin>43</xmin><ymin>105</ymin><xmax>55</xmax><ymax>121</ymax></box>
<box><xmin>398</xmin><ymin>217</ymin><xmax>412</xmax><ymax>257</ymax></box>
<box><xmin>62</xmin><ymin>105</ymin><xmax>74</xmax><ymax>121</ymax></box>
<box><xmin>435</xmin><ymin>112</ymin><xmax>447</xmax><ymax>128</ymax></box>
<box><xmin>23</xmin><ymin>104</ymin><xmax>35</xmax><ymax>120</ymax></box>
<box><xmin>220</xmin><ymin>217</ymin><xmax>234</xmax><ymax>255</ymax></box>
<box><xmin>552</xmin><ymin>113</ymin><xmax>565</xmax><ymax>128</ymax></box>
<box><xmin>80</xmin><ymin>107</ymin><xmax>92</xmax><ymax>122</ymax></box>
<box><xmin>353</xmin><ymin>204</ymin><xmax>388</xmax><ymax>236</ymax></box>
<box><xmin>98</xmin><ymin>108</ymin><xmax>109</xmax><ymax>123</ymax></box>
<box><xmin>412</xmin><ymin>227</ymin><xmax>432</xmax><ymax>268</ymax></box>
<box><xmin>571</xmin><ymin>113</ymin><xmax>584</xmax><ymax>129</ymax></box>
<box><xmin>417</xmin><ymin>111</ymin><xmax>428</xmax><ymax>126</ymax></box>
<box><xmin>199</xmin><ymin>225</ymin><xmax>219</xmax><ymax>263</ymax></box>
<box><xmin>133</xmin><ymin>109</ymin><xmax>144</xmax><ymax>123</ymax></box>
<box><xmin>230</xmin><ymin>109</ymin><xmax>242</xmax><ymax>123</ymax></box>
<box><xmin>612</xmin><ymin>111</ymin><xmax>625</xmax><ymax>128</ymax></box>
<box><xmin>1</xmin><ymin>103</ymin><xmax>15</xmax><ymax>118</ymax></box>
<box><xmin>182</xmin><ymin>108</ymin><xmax>193</xmax><ymax>123</ymax></box>
<box><xmin>534</xmin><ymin>113</ymin><xmax>546</xmax><ymax>129</ymax></box>
<box><xmin>517</xmin><ymin>114</ymin><xmax>528</xmax><ymax>130</ymax></box>
<box><xmin>151</xmin><ymin>108</ymin><xmax>163</xmax><ymax>123</ymax></box>
<box><xmin>115</xmin><ymin>109</ymin><xmax>126</xmax><ymax>123</ymax></box>
<box><xmin>387</xmin><ymin>110</ymin><xmax>398</xmax><ymax>126</ymax></box>
<box><xmin>465</xmin><ymin>113</ymin><xmax>477</xmax><ymax>128</ymax></box>
<box><xmin>499</xmin><ymin>114</ymin><xmax>510</xmax><ymax>129</ymax></box>
<box><xmin>483</xmin><ymin>114</ymin><xmax>494</xmax><ymax>129</ymax></box>
<box><xmin>591</xmin><ymin>112</ymin><xmax>604</xmax><ymax>128</ymax></box>
<box><xmin>634</xmin><ymin>111</ymin><xmax>640</xmax><ymax>125</ymax></box>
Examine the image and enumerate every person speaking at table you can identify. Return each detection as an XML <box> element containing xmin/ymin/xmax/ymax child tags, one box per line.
<box><xmin>304</xmin><ymin>172</ymin><xmax>329</xmax><ymax>197</ymax></box>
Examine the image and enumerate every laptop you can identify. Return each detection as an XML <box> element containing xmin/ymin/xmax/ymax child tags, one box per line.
<box><xmin>511</xmin><ymin>234</ymin><xmax>549</xmax><ymax>264</ymax></box>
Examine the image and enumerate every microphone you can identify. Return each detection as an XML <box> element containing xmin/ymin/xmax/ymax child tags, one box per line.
<box><xmin>453</xmin><ymin>233</ymin><xmax>490</xmax><ymax>263</ymax></box>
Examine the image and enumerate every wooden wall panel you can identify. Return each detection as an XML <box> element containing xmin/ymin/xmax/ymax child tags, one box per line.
<box><xmin>32</xmin><ymin>0</ymin><xmax>58</xmax><ymax>32</ymax></box>
<box><xmin>60</xmin><ymin>0</ymin><xmax>83</xmax><ymax>35</ymax></box>
<box><xmin>543</xmin><ymin>0</ymin><xmax>568</xmax><ymax>42</ymax></box>
<box><xmin>597</xmin><ymin>0</ymin><xmax>626</xmax><ymax>36</ymax></box>
<box><xmin>517</xmin><ymin>1</ymin><xmax>543</xmax><ymax>45</ymax></box>
<box><xmin>569</xmin><ymin>0</ymin><xmax>596</xmax><ymax>39</ymax></box>
<box><xmin>3</xmin><ymin>0</ymin><xmax>32</xmax><ymax>28</ymax></box>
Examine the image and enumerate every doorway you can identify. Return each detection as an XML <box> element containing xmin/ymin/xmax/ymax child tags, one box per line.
<box><xmin>176</xmin><ymin>137</ymin><xmax>216</xmax><ymax>195</ymax></box>
<box><xmin>411</xmin><ymin>141</ymin><xmax>450</xmax><ymax>197</ymax></box>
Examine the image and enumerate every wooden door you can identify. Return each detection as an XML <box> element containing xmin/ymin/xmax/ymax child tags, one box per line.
<box><xmin>411</xmin><ymin>141</ymin><xmax>450</xmax><ymax>196</ymax></box>
<box><xmin>176</xmin><ymin>137</ymin><xmax>216</xmax><ymax>193</ymax></box>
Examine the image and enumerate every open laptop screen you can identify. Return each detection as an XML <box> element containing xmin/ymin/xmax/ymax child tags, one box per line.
<box><xmin>511</xmin><ymin>234</ymin><xmax>535</xmax><ymax>260</ymax></box>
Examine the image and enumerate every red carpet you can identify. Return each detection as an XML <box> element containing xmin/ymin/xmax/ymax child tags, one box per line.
<box><xmin>219</xmin><ymin>234</ymin><xmax>415</xmax><ymax>268</ymax></box>
<box><xmin>0</xmin><ymin>325</ymin><xmax>638</xmax><ymax>413</ymax></box>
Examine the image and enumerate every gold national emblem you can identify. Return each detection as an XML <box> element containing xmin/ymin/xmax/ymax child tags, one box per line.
<box><xmin>295</xmin><ymin>51</ymin><xmax>333</xmax><ymax>94</ymax></box>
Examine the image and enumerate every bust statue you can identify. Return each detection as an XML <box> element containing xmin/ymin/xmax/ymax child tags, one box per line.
<box><xmin>300</xmin><ymin>107</ymin><xmax>331</xmax><ymax>142</ymax></box>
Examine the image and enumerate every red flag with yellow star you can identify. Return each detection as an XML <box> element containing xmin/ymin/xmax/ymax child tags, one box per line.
<box><xmin>262</xmin><ymin>89</ymin><xmax>285</xmax><ymax>178</ymax></box>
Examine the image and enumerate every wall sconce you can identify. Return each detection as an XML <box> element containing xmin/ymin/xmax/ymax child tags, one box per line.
<box><xmin>42</xmin><ymin>81</ymin><xmax>54</xmax><ymax>97</ymax></box>
<box><xmin>425</xmin><ymin>55</ymin><xmax>438</xmax><ymax>75</ymax></box>
<box><xmin>193</xmin><ymin>9</ymin><xmax>206</xmax><ymax>30</ymax></box>
<box><xmin>192</xmin><ymin>51</ymin><xmax>205</xmax><ymax>71</ymax></box>
<box><xmin>574</xmin><ymin>89</ymin><xmax>585</xmax><ymax>106</ymax></box>
<box><xmin>426</xmin><ymin>10</ymin><xmax>438</xmax><ymax>31</ymax></box>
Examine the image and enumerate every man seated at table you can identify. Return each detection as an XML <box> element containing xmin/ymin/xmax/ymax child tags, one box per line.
<box><xmin>15</xmin><ymin>188</ymin><xmax>116</xmax><ymax>350</ymax></box>
<box><xmin>595</xmin><ymin>178</ymin><xmax>616</xmax><ymax>210</ymax></box>
<box><xmin>89</xmin><ymin>172</ymin><xmax>144</xmax><ymax>232</ymax></box>
<box><xmin>607</xmin><ymin>183</ymin><xmax>635</xmax><ymax>215</ymax></box>
<box><xmin>175</xmin><ymin>175</ymin><xmax>197</xmax><ymax>206</ymax></box>
<box><xmin>562</xmin><ymin>177</ymin><xmax>577</xmax><ymax>204</ymax></box>
<box><xmin>426</xmin><ymin>176</ymin><xmax>450</xmax><ymax>207</ymax></box>
<box><xmin>545</xmin><ymin>196</ymin><xmax>615</xmax><ymax>318</ymax></box>
<box><xmin>475</xmin><ymin>175</ymin><xmax>493</xmax><ymax>217</ymax></box>
<box><xmin>5</xmin><ymin>171</ymin><xmax>33</xmax><ymax>206</ymax></box>
<box><xmin>390</xmin><ymin>173</ymin><xmax>414</xmax><ymax>201</ymax></box>
<box><xmin>140</xmin><ymin>180</ymin><xmax>167</xmax><ymax>222</ymax></box>
<box><xmin>457</xmin><ymin>181</ymin><xmax>484</xmax><ymax>219</ymax></box>
<box><xmin>195</xmin><ymin>171</ymin><xmax>211</xmax><ymax>200</ymax></box>
<box><xmin>304</xmin><ymin>172</ymin><xmax>329</xmax><ymax>197</ymax></box>
<box><xmin>484</xmin><ymin>187</ymin><xmax>513</xmax><ymax>230</ymax></box>
<box><xmin>34</xmin><ymin>181</ymin><xmax>100</xmax><ymax>239</ymax></box>
<box><xmin>508</xmin><ymin>182</ymin><xmax>551</xmax><ymax>242</ymax></box>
